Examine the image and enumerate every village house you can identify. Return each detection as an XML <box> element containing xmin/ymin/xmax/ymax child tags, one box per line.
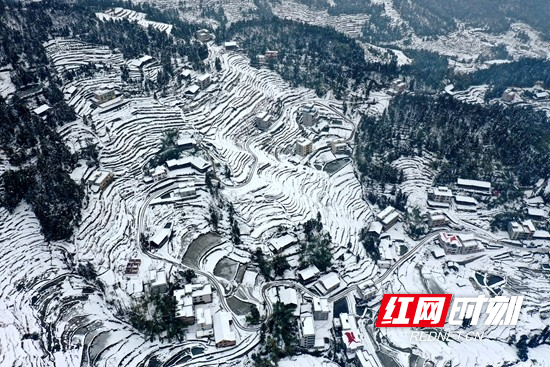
<box><xmin>296</xmin><ymin>137</ymin><xmax>313</xmax><ymax>157</ymax></box>
<box><xmin>213</xmin><ymin>311</ymin><xmax>236</xmax><ymax>347</ymax></box>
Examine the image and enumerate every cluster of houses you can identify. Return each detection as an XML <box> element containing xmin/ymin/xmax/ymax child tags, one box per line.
<box><xmin>427</xmin><ymin>180</ymin><xmax>486</xmax><ymax>211</ymax></box>
<box><xmin>368</xmin><ymin>206</ymin><xmax>401</xmax><ymax>236</ymax></box>
<box><xmin>507</xmin><ymin>219</ymin><xmax>550</xmax><ymax>241</ymax></box>
<box><xmin>184</xmin><ymin>73</ymin><xmax>212</xmax><ymax>97</ymax></box>
<box><xmin>127</xmin><ymin>263</ymin><xmax>237</xmax><ymax>348</ymax></box>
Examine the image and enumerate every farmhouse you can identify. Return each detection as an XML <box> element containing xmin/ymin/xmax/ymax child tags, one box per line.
<box><xmin>213</xmin><ymin>311</ymin><xmax>236</xmax><ymax>347</ymax></box>
<box><xmin>92</xmin><ymin>88</ymin><xmax>116</xmax><ymax>105</ymax></box>
<box><xmin>33</xmin><ymin>104</ymin><xmax>51</xmax><ymax>119</ymax></box>
<box><xmin>316</xmin><ymin>272</ymin><xmax>341</xmax><ymax>294</ymax></box>
<box><xmin>165</xmin><ymin>156</ymin><xmax>211</xmax><ymax>173</ymax></box>
<box><xmin>268</xmin><ymin>234</ymin><xmax>297</xmax><ymax>253</ymax></box>
<box><xmin>376</xmin><ymin>206</ymin><xmax>399</xmax><ymax>230</ymax></box>
<box><xmin>297</xmin><ymin>265</ymin><xmax>320</xmax><ymax>283</ymax></box>
<box><xmin>457</xmin><ymin>178</ymin><xmax>491</xmax><ymax>195</ymax></box>
<box><xmin>255</xmin><ymin>111</ymin><xmax>273</xmax><ymax>131</ymax></box>
<box><xmin>195</xmin><ymin>29</ymin><xmax>213</xmax><ymax>42</ymax></box>
<box><xmin>428</xmin><ymin>186</ymin><xmax>453</xmax><ymax>203</ymax></box>
<box><xmin>88</xmin><ymin>170</ymin><xmax>114</xmax><ymax>191</ymax></box>
<box><xmin>224</xmin><ymin>41</ymin><xmax>238</xmax><ymax>50</ymax></box>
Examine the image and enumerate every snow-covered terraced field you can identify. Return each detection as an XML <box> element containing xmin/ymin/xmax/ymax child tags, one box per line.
<box><xmin>271</xmin><ymin>0</ymin><xmax>369</xmax><ymax>39</ymax></box>
<box><xmin>0</xmin><ymin>33</ymin><xmax>382</xmax><ymax>366</ymax></box>
<box><xmin>96</xmin><ymin>8</ymin><xmax>173</xmax><ymax>34</ymax></box>
<box><xmin>44</xmin><ymin>38</ymin><xmax>124</xmax><ymax>73</ymax></box>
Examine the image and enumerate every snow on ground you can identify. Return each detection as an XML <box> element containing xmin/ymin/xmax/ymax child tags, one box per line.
<box><xmin>271</xmin><ymin>0</ymin><xmax>369</xmax><ymax>39</ymax></box>
<box><xmin>279</xmin><ymin>354</ymin><xmax>340</xmax><ymax>367</ymax></box>
<box><xmin>0</xmin><ymin>69</ymin><xmax>15</xmax><ymax>98</ymax></box>
<box><xmin>409</xmin><ymin>23</ymin><xmax>550</xmax><ymax>71</ymax></box>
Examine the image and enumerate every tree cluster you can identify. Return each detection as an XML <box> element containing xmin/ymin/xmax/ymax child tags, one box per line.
<box><xmin>356</xmin><ymin>93</ymin><xmax>550</xmax><ymax>187</ymax></box>
<box><xmin>299</xmin><ymin>213</ymin><xmax>333</xmax><ymax>271</ymax></box>
<box><xmin>252</xmin><ymin>301</ymin><xmax>298</xmax><ymax>366</ymax></box>
<box><xmin>225</xmin><ymin>17</ymin><xmax>397</xmax><ymax>97</ymax></box>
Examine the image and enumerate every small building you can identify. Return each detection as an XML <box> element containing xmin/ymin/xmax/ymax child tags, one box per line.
<box><xmin>213</xmin><ymin>311</ymin><xmax>236</xmax><ymax>348</ymax></box>
<box><xmin>192</xmin><ymin>284</ymin><xmax>213</xmax><ymax>304</ymax></box>
<box><xmin>457</xmin><ymin>178</ymin><xmax>491</xmax><ymax>195</ymax></box>
<box><xmin>176</xmin><ymin>136</ymin><xmax>196</xmax><ymax>150</ymax></box>
<box><xmin>224</xmin><ymin>41</ymin><xmax>238</xmax><ymax>50</ymax></box>
<box><xmin>150</xmin><ymin>270</ymin><xmax>169</xmax><ymax>294</ymax></box>
<box><xmin>150</xmin><ymin>166</ymin><xmax>168</xmax><ymax>182</ymax></box>
<box><xmin>150</xmin><ymin>227</ymin><xmax>172</xmax><ymax>248</ymax></box>
<box><xmin>368</xmin><ymin>221</ymin><xmax>383</xmax><ymax>236</ymax></box>
<box><xmin>195</xmin><ymin>29</ymin><xmax>213</xmax><ymax>42</ymax></box>
<box><xmin>455</xmin><ymin>195</ymin><xmax>478</xmax><ymax>209</ymax></box>
<box><xmin>299</xmin><ymin>104</ymin><xmax>318</xmax><ymax>126</ymax></box>
<box><xmin>313</xmin><ymin>297</ymin><xmax>330</xmax><ymax>320</ymax></box>
<box><xmin>33</xmin><ymin>104</ymin><xmax>51</xmax><ymax>120</ymax></box>
<box><xmin>255</xmin><ymin>111</ymin><xmax>273</xmax><ymax>131</ymax></box>
<box><xmin>196</xmin><ymin>307</ymin><xmax>213</xmax><ymax>330</ymax></box>
<box><xmin>330</xmin><ymin>140</ymin><xmax>349</xmax><ymax>154</ymax></box>
<box><xmin>508</xmin><ymin>220</ymin><xmax>536</xmax><ymax>240</ymax></box>
<box><xmin>93</xmin><ymin>88</ymin><xmax>116</xmax><ymax>105</ymax></box>
<box><xmin>174</xmin><ymin>290</ymin><xmax>195</xmax><ymax>324</ymax></box>
<box><xmin>299</xmin><ymin>315</ymin><xmax>316</xmax><ymax>348</ymax></box>
<box><xmin>184</xmin><ymin>84</ymin><xmax>200</xmax><ymax>97</ymax></box>
<box><xmin>316</xmin><ymin>272</ymin><xmax>341</xmax><ymax>294</ymax></box>
<box><xmin>176</xmin><ymin>183</ymin><xmax>197</xmax><ymax>198</ymax></box>
<box><xmin>428</xmin><ymin>210</ymin><xmax>448</xmax><ymax>227</ymax></box>
<box><xmin>297</xmin><ymin>265</ymin><xmax>320</xmax><ymax>283</ymax></box>
<box><xmin>428</xmin><ymin>186</ymin><xmax>453</xmax><ymax>203</ymax></box>
<box><xmin>296</xmin><ymin>137</ymin><xmax>313</xmax><ymax>157</ymax></box>
<box><xmin>197</xmin><ymin>74</ymin><xmax>211</xmax><ymax>89</ymax></box>
<box><xmin>502</xmin><ymin>90</ymin><xmax>516</xmax><ymax>103</ymax></box>
<box><xmin>431</xmin><ymin>248</ymin><xmax>445</xmax><ymax>259</ymax></box>
<box><xmin>391</xmin><ymin>79</ymin><xmax>407</xmax><ymax>94</ymax></box>
<box><xmin>279</xmin><ymin>287</ymin><xmax>298</xmax><ymax>307</ymax></box>
<box><xmin>376</xmin><ymin>206</ymin><xmax>399</xmax><ymax>231</ymax></box>
<box><xmin>527</xmin><ymin>207</ymin><xmax>547</xmax><ymax>222</ymax></box>
<box><xmin>265</xmin><ymin>50</ymin><xmax>279</xmax><ymax>61</ymax></box>
<box><xmin>268</xmin><ymin>234</ymin><xmax>297</xmax><ymax>253</ymax></box>
<box><xmin>88</xmin><ymin>170</ymin><xmax>114</xmax><ymax>191</ymax></box>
